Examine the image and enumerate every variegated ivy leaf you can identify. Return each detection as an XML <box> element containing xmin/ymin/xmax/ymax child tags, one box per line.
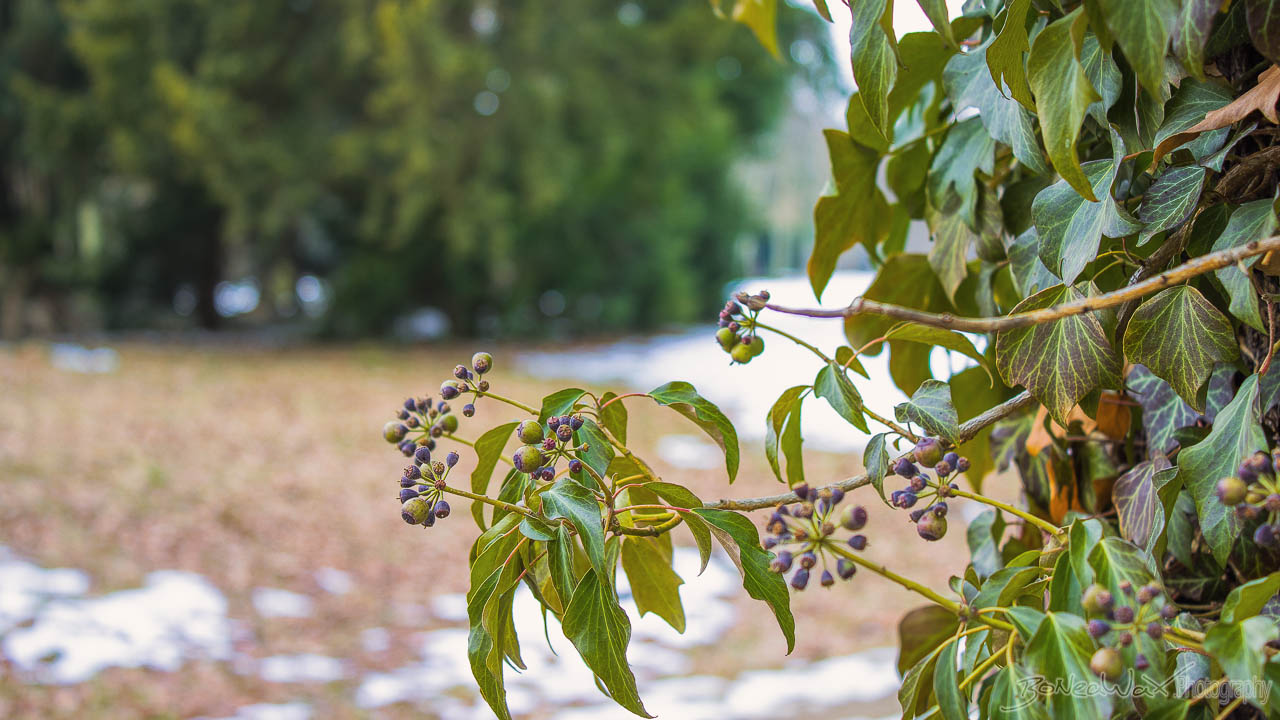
<box><xmin>1122</xmin><ymin>285</ymin><xmax>1239</xmax><ymax>412</ymax></box>
<box><xmin>1008</xmin><ymin>227</ymin><xmax>1058</xmax><ymax>297</ymax></box>
<box><xmin>1095</xmin><ymin>0</ymin><xmax>1177</xmax><ymax>101</ymax></box>
<box><xmin>1212</xmin><ymin>198</ymin><xmax>1279</xmax><ymax>333</ymax></box>
<box><xmin>1112</xmin><ymin>455</ymin><xmax>1175</xmax><ymax>552</ymax></box>
<box><xmin>1152</xmin><ymin>79</ymin><xmax>1235</xmax><ymax>163</ymax></box>
<box><xmin>944</xmin><ymin>42</ymin><xmax>1049</xmax><ymax>177</ymax></box>
<box><xmin>1032</xmin><ymin>128</ymin><xmax>1142</xmax><ymax>284</ymax></box>
<box><xmin>1128</xmin><ymin>363</ymin><xmax>1235</xmax><ymax>458</ymax></box>
<box><xmin>986</xmin><ymin>0</ymin><xmax>1035</xmax><ymax>110</ymax></box>
<box><xmin>927</xmin><ymin>117</ymin><xmax>996</xmax><ymax>228</ymax></box>
<box><xmin>894</xmin><ymin>379</ymin><xmax>960</xmax><ymax>445</ymax></box>
<box><xmin>1137</xmin><ymin>165</ymin><xmax>1207</xmax><ymax>246</ymax></box>
<box><xmin>1027</xmin><ymin>8</ymin><xmax>1101</xmax><ymax>201</ymax></box>
<box><xmin>1173</xmin><ymin>0</ymin><xmax>1221</xmax><ymax>80</ymax></box>
<box><xmin>995</xmin><ymin>284</ymin><xmax>1123</xmax><ymax>426</ymax></box>
<box><xmin>1177</xmin><ymin>374</ymin><xmax>1267</xmax><ymax>565</ymax></box>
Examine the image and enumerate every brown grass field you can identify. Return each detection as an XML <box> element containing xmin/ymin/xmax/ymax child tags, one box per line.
<box><xmin>0</xmin><ymin>341</ymin><xmax>1015</xmax><ymax>719</ymax></box>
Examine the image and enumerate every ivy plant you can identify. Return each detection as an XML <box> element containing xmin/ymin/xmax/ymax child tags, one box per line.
<box><xmin>380</xmin><ymin>1</ymin><xmax>1280</xmax><ymax>718</ymax></box>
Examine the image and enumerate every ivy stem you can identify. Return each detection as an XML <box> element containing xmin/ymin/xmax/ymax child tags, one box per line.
<box><xmin>441</xmin><ymin>484</ymin><xmax>534</xmax><ymax>518</ymax></box>
<box><xmin>444</xmin><ymin>433</ymin><xmax>514</xmax><ymax>466</ymax></box>
<box><xmin>1165</xmin><ymin>625</ymin><xmax>1206</xmax><ymax>643</ymax></box>
<box><xmin>614</xmin><ymin>514</ymin><xmax>684</xmax><ymax>537</ymax></box>
<box><xmin>598</xmin><ymin>392</ymin><xmax>648</xmax><ymax>411</ymax></box>
<box><xmin>1214</xmin><ymin>696</ymin><xmax>1245</xmax><ymax>720</ymax></box>
<box><xmin>944</xmin><ymin>486</ymin><xmax>1066</xmax><ymax>542</ymax></box>
<box><xmin>824</xmin><ymin>542</ymin><xmax>1014</xmax><ymax>632</ymax></box>
<box><xmin>959</xmin><ymin>639</ymin><xmax>1012</xmax><ymax>691</ymax></box>
<box><xmin>1188</xmin><ymin>677</ymin><xmax>1228</xmax><ymax>706</ymax></box>
<box><xmin>751</xmin><ymin>320</ymin><xmax>832</xmax><ymax>363</ymax></box>
<box><xmin>475</xmin><ymin>390</ymin><xmax>538</xmax><ymax>416</ymax></box>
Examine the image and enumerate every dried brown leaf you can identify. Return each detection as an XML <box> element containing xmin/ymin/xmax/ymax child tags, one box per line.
<box><xmin>1153</xmin><ymin>64</ymin><xmax>1280</xmax><ymax>162</ymax></box>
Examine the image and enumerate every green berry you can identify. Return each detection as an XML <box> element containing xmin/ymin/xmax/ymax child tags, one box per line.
<box><xmin>401</xmin><ymin>496</ymin><xmax>433</xmax><ymax>525</ymax></box>
<box><xmin>1081</xmin><ymin>584</ymin><xmax>1114</xmax><ymax>613</ymax></box>
<box><xmin>441</xmin><ymin>414</ymin><xmax>459</xmax><ymax>433</ymax></box>
<box><xmin>516</xmin><ymin>420</ymin><xmax>545</xmax><ymax>445</ymax></box>
<box><xmin>916</xmin><ymin>513</ymin><xmax>947</xmax><ymax>541</ymax></box>
<box><xmin>472</xmin><ymin>352</ymin><xmax>493</xmax><ymax>374</ymax></box>
<box><xmin>1089</xmin><ymin>648</ymin><xmax>1123</xmax><ymax>681</ymax></box>
<box><xmin>513</xmin><ymin>445</ymin><xmax>546</xmax><ymax>474</ymax></box>
<box><xmin>384</xmin><ymin>421</ymin><xmax>409</xmax><ymax>443</ymax></box>
<box><xmin>748</xmin><ymin>335</ymin><xmax>764</xmax><ymax>357</ymax></box>
<box><xmin>1216</xmin><ymin>476</ymin><xmax>1248</xmax><ymax>505</ymax></box>
<box><xmin>716</xmin><ymin>327</ymin><xmax>737</xmax><ymax>352</ymax></box>
<box><xmin>913</xmin><ymin>437</ymin><xmax>943</xmax><ymax>467</ymax></box>
<box><xmin>730</xmin><ymin>343</ymin><xmax>754</xmax><ymax>364</ymax></box>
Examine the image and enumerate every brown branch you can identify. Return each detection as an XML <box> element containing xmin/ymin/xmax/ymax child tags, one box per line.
<box><xmin>762</xmin><ymin>235</ymin><xmax>1280</xmax><ymax>333</ymax></box>
<box><xmin>705</xmin><ymin>391</ymin><xmax>1035</xmax><ymax>512</ymax></box>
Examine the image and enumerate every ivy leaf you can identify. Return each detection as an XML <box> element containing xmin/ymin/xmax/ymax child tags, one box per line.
<box><xmin>986</xmin><ymin>0</ymin><xmax>1035</xmax><ymax>110</ymax></box>
<box><xmin>765</xmin><ymin>386</ymin><xmax>807</xmax><ymax>484</ymax></box>
<box><xmin>951</xmin><ymin>366</ymin><xmax>1008</xmax><ymax>492</ymax></box>
<box><xmin>894</xmin><ymin>379</ymin><xmax>960</xmax><ymax>445</ymax></box>
<box><xmin>1018</xmin><ymin>610</ymin><xmax>1113</xmax><ymax>719</ymax></box>
<box><xmin>945</xmin><ymin>40</ymin><xmax>1049</xmax><ymax>176</ymax></box>
<box><xmin>914</xmin><ymin>0</ymin><xmax>956</xmax><ymax>47</ymax></box>
<box><xmin>470</xmin><ymin>421</ymin><xmax>520</xmax><ymax>527</ymax></box>
<box><xmin>1137</xmin><ymin>166</ymin><xmax>1207</xmax><ymax>246</ymax></box>
<box><xmin>844</xmin><ymin>254</ymin><xmax>953</xmax><ymax>355</ymax></box>
<box><xmin>850</xmin><ymin>0</ymin><xmax>898</xmax><ymax>138</ymax></box>
<box><xmin>726</xmin><ymin>0</ymin><xmax>779</xmax><ymax>58</ymax></box>
<box><xmin>1008</xmin><ymin>227</ymin><xmax>1059</xmax><ymax>297</ymax></box>
<box><xmin>649</xmin><ymin>381</ymin><xmax>740</xmax><ymax>482</ymax></box>
<box><xmin>884</xmin><ymin>321</ymin><xmax>994</xmax><ymax>385</ymax></box>
<box><xmin>1246</xmin><ymin>0</ymin><xmax>1280</xmax><ymax>63</ymax></box>
<box><xmin>928</xmin><ymin>203</ymin><xmax>978</xmax><ymax>301</ymax></box>
<box><xmin>810</xmin><ymin>130</ymin><xmax>890</xmax><ymax>299</ymax></box>
<box><xmin>1176</xmin><ymin>374</ymin><xmax>1266</xmax><ymax>564</ymax></box>
<box><xmin>573</xmin><ymin>419</ymin><xmax>616</xmax><ymax>483</ymax></box>
<box><xmin>1212</xmin><ymin>198</ymin><xmax>1279</xmax><ymax>332</ymax></box>
<box><xmin>1128</xmin><ymin>364</ymin><xmax>1234</xmax><ymax>457</ymax></box>
<box><xmin>673</xmin><ymin>510</ymin><xmax>714</xmax><ymax>576</ymax></box>
<box><xmin>541</xmin><ymin>479</ymin><xmax>607</xmax><ymax>577</ymax></box>
<box><xmin>932</xmin><ymin>640</ymin><xmax>966</xmax><ymax>720</ymax></box>
<box><xmin>1112</xmin><ymin>456</ymin><xmax>1176</xmax><ymax>552</ymax></box>
<box><xmin>547</xmin><ymin>525</ymin><xmax>578</xmax><ymax>610</ymax></box>
<box><xmin>813</xmin><ymin>362</ymin><xmax>869</xmax><ymax>432</ymax></box>
<box><xmin>562</xmin><ymin>568</ymin><xmax>653</xmax><ymax>718</ymax></box>
<box><xmin>928</xmin><ymin>117</ymin><xmax>997</xmax><ymax>228</ymax></box>
<box><xmin>1122</xmin><ymin>285</ymin><xmax>1239</xmax><ymax>411</ymax></box>
<box><xmin>539</xmin><ymin>388</ymin><xmax>586</xmax><ymax>423</ymax></box>
<box><xmin>1172</xmin><ymin>0</ymin><xmax>1221</xmax><ymax>80</ymax></box>
<box><xmin>692</xmin><ymin>508</ymin><xmax>795</xmax><ymax>652</ymax></box>
<box><xmin>467</xmin><ymin>568</ymin><xmax>513</xmax><ymax>720</ymax></box>
<box><xmin>1027</xmin><ymin>8</ymin><xmax>1102</xmax><ymax>201</ymax></box>
<box><xmin>1080</xmin><ymin>33</ymin><xmax>1123</xmax><ymax>124</ymax></box>
<box><xmin>995</xmin><ymin>284</ymin><xmax>1123</xmax><ymax>426</ymax></box>
<box><xmin>1221</xmin><ymin>571</ymin><xmax>1280</xmax><ymax>623</ymax></box>
<box><xmin>988</xmin><ymin>664</ymin><xmax>1049</xmax><ymax>720</ymax></box>
<box><xmin>1152</xmin><ymin>78</ymin><xmax>1236</xmax><ymax>163</ymax></box>
<box><xmin>599</xmin><ymin>392</ymin><xmax>629</xmax><ymax>444</ymax></box>
<box><xmin>620</xmin><ymin>537</ymin><xmax>686</xmax><ymax>633</ymax></box>
<box><xmin>896</xmin><ymin>604</ymin><xmax>959</xmax><ymax>675</ymax></box>
<box><xmin>1204</xmin><ymin>617</ymin><xmax>1280</xmax><ymax>710</ymax></box>
<box><xmin>864</xmin><ymin>432</ymin><xmax>892</xmax><ymax>504</ymax></box>
<box><xmin>1032</xmin><ymin>129</ymin><xmax>1141</xmax><ymax>284</ymax></box>
<box><xmin>967</xmin><ymin>509</ymin><xmax>1006</xmax><ymax>580</ymax></box>
<box><xmin>1096</xmin><ymin>0</ymin><xmax>1177</xmax><ymax>100</ymax></box>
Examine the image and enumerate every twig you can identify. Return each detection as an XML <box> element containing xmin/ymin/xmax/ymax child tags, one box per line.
<box><xmin>760</xmin><ymin>235</ymin><xmax>1280</xmax><ymax>333</ymax></box>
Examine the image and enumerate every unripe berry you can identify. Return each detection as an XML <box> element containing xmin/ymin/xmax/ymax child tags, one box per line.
<box><xmin>568</xmin><ymin>459</ymin><xmax>583</xmax><ymax>474</ymax></box>
<box><xmin>894</xmin><ymin>458</ymin><xmax>918</xmax><ymax>478</ymax></box>
<box><xmin>840</xmin><ymin>505</ymin><xmax>868</xmax><ymax>531</ymax></box>
<box><xmin>516</xmin><ymin>420</ymin><xmax>544</xmax><ymax>445</ymax></box>
<box><xmin>453</xmin><ymin>364</ymin><xmax>470</xmax><ymax>380</ymax></box>
<box><xmin>748</xmin><ymin>335</ymin><xmax>765</xmax><ymax>357</ymax></box>
<box><xmin>384</xmin><ymin>422</ymin><xmax>409</xmax><ymax>443</ymax></box>
<box><xmin>513</xmin><ymin>445</ymin><xmax>546</xmax><ymax>473</ymax></box>
<box><xmin>829</xmin><ymin>487</ymin><xmax>845</xmax><ymax>505</ymax></box>
<box><xmin>790</xmin><ymin>568</ymin><xmax>810</xmax><ymax>590</ymax></box>
<box><xmin>556</xmin><ymin>424</ymin><xmax>573</xmax><ymax>441</ymax></box>
<box><xmin>431</xmin><ymin>460</ymin><xmax>446</xmax><ymax>477</ymax></box>
<box><xmin>820</xmin><ymin>570</ymin><xmax>835</xmax><ymax>587</ymax></box>
<box><xmin>440</xmin><ymin>380</ymin><xmax>463</xmax><ymax>400</ymax></box>
<box><xmin>463</xmin><ymin>404</ymin><xmax>475</xmax><ymax>417</ymax></box>
<box><xmin>913</xmin><ymin>437</ymin><xmax>943</xmax><ymax>467</ymax></box>
<box><xmin>916</xmin><ymin>513</ymin><xmax>947</xmax><ymax>541</ymax></box>
<box><xmin>477</xmin><ymin>380</ymin><xmax>490</xmax><ymax>391</ymax></box>
<box><xmin>446</xmin><ymin>451</ymin><xmax>460</xmax><ymax>467</ymax></box>
<box><xmin>934</xmin><ymin>460</ymin><xmax>952</xmax><ymax>476</ymax></box>
<box><xmin>441</xmin><ymin>414</ymin><xmax>459</xmax><ymax>433</ymax></box>
<box><xmin>1146</xmin><ymin>622</ymin><xmax>1163</xmax><ymax>639</ymax></box>
<box><xmin>1082</xmin><ymin>584</ymin><xmax>1114</xmax><ymax>613</ymax></box>
<box><xmin>1267</xmin><ymin>494</ymin><xmax>1280</xmax><ymax>513</ymax></box>
<box><xmin>430</xmin><ymin>425</ymin><xmax>443</xmax><ymax>438</ymax></box>
<box><xmin>433</xmin><ymin>500</ymin><xmax>451</xmax><ymax>519</ymax></box>
<box><xmin>798</xmin><ymin>551</ymin><xmax>817</xmax><ymax>569</ymax></box>
<box><xmin>848</xmin><ymin>534</ymin><xmax>868</xmax><ymax>551</ymax></box>
<box><xmin>472</xmin><ymin>352</ymin><xmax>493</xmax><ymax>375</ymax></box>
<box><xmin>1114</xmin><ymin>606</ymin><xmax>1135</xmax><ymax>624</ymax></box>
<box><xmin>716</xmin><ymin>327</ymin><xmax>737</xmax><ymax>352</ymax></box>
<box><xmin>730</xmin><ymin>343</ymin><xmax>754</xmax><ymax>364</ymax></box>
<box><xmin>837</xmin><ymin>558</ymin><xmax>856</xmax><ymax>580</ymax></box>
<box><xmin>1090</xmin><ymin>647</ymin><xmax>1123</xmax><ymax>681</ymax></box>
<box><xmin>401</xmin><ymin>496</ymin><xmax>432</xmax><ymax>525</ymax></box>
<box><xmin>1088</xmin><ymin>619</ymin><xmax>1111</xmax><ymax>638</ymax></box>
<box><xmin>1216</xmin><ymin>476</ymin><xmax>1248</xmax><ymax>505</ymax></box>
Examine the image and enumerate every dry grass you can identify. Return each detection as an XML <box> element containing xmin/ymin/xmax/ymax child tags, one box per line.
<box><xmin>0</xmin><ymin>341</ymin><xmax>1010</xmax><ymax>718</ymax></box>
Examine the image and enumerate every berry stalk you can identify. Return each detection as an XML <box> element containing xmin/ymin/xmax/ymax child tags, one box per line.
<box><xmin>943</xmin><ymin>486</ymin><xmax>1066</xmax><ymax>542</ymax></box>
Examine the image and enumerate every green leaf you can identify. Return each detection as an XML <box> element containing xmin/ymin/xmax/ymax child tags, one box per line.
<box><xmin>945</xmin><ymin>40</ymin><xmax>1050</xmax><ymax>175</ymax></box>
<box><xmin>1171</xmin><ymin>613</ymin><xmax>1210</xmax><ymax>697</ymax></box>
<box><xmin>673</xmin><ymin>510</ymin><xmax>713</xmax><ymax>575</ymax></box>
<box><xmin>1172</xmin><ymin>0</ymin><xmax>1221</xmax><ymax>81</ymax></box>
<box><xmin>1097</xmin><ymin>0</ymin><xmax>1177</xmax><ymax>99</ymax></box>
<box><xmin>810</xmin><ymin>129</ymin><xmax>890</xmax><ymax>299</ymax></box>
<box><xmin>548</xmin><ymin>524</ymin><xmax>579</xmax><ymax>610</ymax></box>
<box><xmin>470</xmin><ymin>421</ymin><xmax>520</xmax><ymax>527</ymax></box>
<box><xmin>1027</xmin><ymin>8</ymin><xmax>1102</xmax><ymax>201</ymax></box>
<box><xmin>933</xmin><ymin>639</ymin><xmax>966</xmax><ymax>720</ymax></box>
<box><xmin>1221</xmin><ymin>571</ymin><xmax>1280</xmax><ymax>623</ymax></box>
<box><xmin>896</xmin><ymin>604</ymin><xmax>959</xmax><ymax>675</ymax></box>
<box><xmin>1152</xmin><ymin>79</ymin><xmax>1235</xmax><ymax>163</ymax></box>
<box><xmin>562</xmin><ymin>568</ymin><xmax>653</xmax><ymax>717</ymax></box>
<box><xmin>928</xmin><ymin>117</ymin><xmax>997</xmax><ymax>229</ymax></box>
<box><xmin>1204</xmin><ymin>617</ymin><xmax>1280</xmax><ymax>709</ymax></box>
<box><xmin>620</xmin><ymin>537</ymin><xmax>685</xmax><ymax>633</ymax></box>
<box><xmin>813</xmin><ymin>362</ymin><xmax>869</xmax><ymax>432</ymax></box>
<box><xmin>1080</xmin><ymin>32</ymin><xmax>1123</xmax><ymax>124</ymax></box>
<box><xmin>539</xmin><ymin>388</ymin><xmax>587</xmax><ymax>423</ymax></box>
<box><xmin>995</xmin><ymin>284</ymin><xmax>1123</xmax><ymax>425</ymax></box>
<box><xmin>967</xmin><ymin>509</ymin><xmax>1006</xmax><ymax>580</ymax></box>
<box><xmin>575</xmin><ymin>419</ymin><xmax>616</xmax><ymax>482</ymax></box>
<box><xmin>894</xmin><ymin>379</ymin><xmax>960</xmax><ymax>445</ymax></box>
<box><xmin>988</xmin><ymin>663</ymin><xmax>1049</xmax><ymax>720</ymax></box>
<box><xmin>1008</xmin><ymin>227</ymin><xmax>1060</xmax><ymax>297</ymax></box>
<box><xmin>1176</xmin><ymin>374</ymin><xmax>1266</xmax><ymax>564</ymax></box>
<box><xmin>1031</xmin><ymin>129</ymin><xmax>1141</xmax><ymax>284</ymax></box>
<box><xmin>692</xmin><ymin>508</ymin><xmax>795</xmax><ymax>652</ymax></box>
<box><xmin>987</xmin><ymin>0</ymin><xmax>1035</xmax><ymax>110</ymax></box>
<box><xmin>541</xmin><ymin>479</ymin><xmax>607</xmax><ymax>577</ymax></box>
<box><xmin>1019</xmin><ymin>610</ymin><xmax>1112</xmax><ymax>718</ymax></box>
<box><xmin>1246</xmin><ymin>0</ymin><xmax>1280</xmax><ymax>63</ymax></box>
<box><xmin>1212</xmin><ymin>198</ymin><xmax>1279</xmax><ymax>332</ymax></box>
<box><xmin>915</xmin><ymin>0</ymin><xmax>956</xmax><ymax>46</ymax></box>
<box><xmin>1112</xmin><ymin>455</ymin><xmax>1176</xmax><ymax>552</ymax></box>
<box><xmin>928</xmin><ymin>204</ymin><xmax>978</xmax><ymax>301</ymax></box>
<box><xmin>1122</xmin><ymin>285</ymin><xmax>1239</xmax><ymax>411</ymax></box>
<box><xmin>850</xmin><ymin>0</ymin><xmax>897</xmax><ymax>138</ymax></box>
<box><xmin>864</xmin><ymin>432</ymin><xmax>892</xmax><ymax>504</ymax></box>
<box><xmin>765</xmin><ymin>386</ymin><xmax>807</xmax><ymax>484</ymax></box>
<box><xmin>1137</xmin><ymin>166</ymin><xmax>1207</xmax><ymax>245</ymax></box>
<box><xmin>728</xmin><ymin>0</ymin><xmax>779</xmax><ymax>59</ymax></box>
<box><xmin>648</xmin><ymin>381</ymin><xmax>740</xmax><ymax>482</ymax></box>
<box><xmin>1128</xmin><ymin>364</ymin><xmax>1234</xmax><ymax>458</ymax></box>
<box><xmin>950</xmin><ymin>366</ymin><xmax>1008</xmax><ymax>492</ymax></box>
<box><xmin>467</xmin><ymin>568</ymin><xmax>513</xmax><ymax>720</ymax></box>
<box><xmin>899</xmin><ymin>648</ymin><xmax>941</xmax><ymax>718</ymax></box>
<box><xmin>599</xmin><ymin>392</ymin><xmax>629</xmax><ymax>445</ymax></box>
<box><xmin>884</xmin><ymin>321</ymin><xmax>994</xmax><ymax>385</ymax></box>
<box><xmin>844</xmin><ymin>254</ymin><xmax>953</xmax><ymax>355</ymax></box>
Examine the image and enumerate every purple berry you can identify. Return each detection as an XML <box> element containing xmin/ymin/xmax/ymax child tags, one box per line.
<box><xmin>848</xmin><ymin>534</ymin><xmax>868</xmax><ymax>551</ymax></box>
<box><xmin>790</xmin><ymin>568</ymin><xmax>810</xmax><ymax>590</ymax></box>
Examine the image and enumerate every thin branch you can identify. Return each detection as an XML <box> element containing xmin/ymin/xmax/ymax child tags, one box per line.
<box><xmin>706</xmin><ymin>391</ymin><xmax>1034</xmax><ymax>511</ymax></box>
<box><xmin>761</xmin><ymin>235</ymin><xmax>1280</xmax><ymax>333</ymax></box>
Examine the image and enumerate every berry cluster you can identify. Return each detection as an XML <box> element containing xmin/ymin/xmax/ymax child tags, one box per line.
<box><xmin>1081</xmin><ymin>581</ymin><xmax>1176</xmax><ymax>681</ymax></box>
<box><xmin>438</xmin><ymin>351</ymin><xmax>495</xmax><ymax>411</ymax></box>
<box><xmin>715</xmin><ymin>292</ymin><xmax>768</xmax><ymax>365</ymax></box>
<box><xmin>397</xmin><ymin>445</ymin><xmax>458</xmax><ymax>529</ymax></box>
<box><xmin>763</xmin><ymin>483</ymin><xmax>869</xmax><ymax>591</ymax></box>
<box><xmin>887</xmin><ymin>438</ymin><xmax>971</xmax><ymax>542</ymax></box>
<box><xmin>1215</xmin><ymin>450</ymin><xmax>1280</xmax><ymax>549</ymax></box>
<box><xmin>383</xmin><ymin>393</ymin><xmax>461</xmax><ymax>458</ymax></box>
<box><xmin>511</xmin><ymin>416</ymin><xmax>589</xmax><ymax>481</ymax></box>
